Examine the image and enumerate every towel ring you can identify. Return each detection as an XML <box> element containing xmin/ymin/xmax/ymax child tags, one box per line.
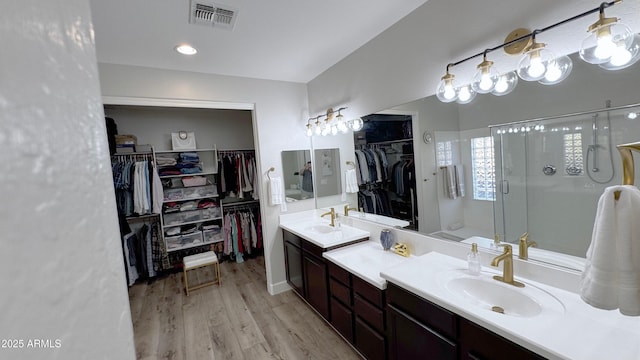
<box><xmin>266</xmin><ymin>167</ymin><xmax>275</xmax><ymax>180</ymax></box>
<box><xmin>614</xmin><ymin>141</ymin><xmax>640</xmax><ymax>200</ymax></box>
<box><xmin>346</xmin><ymin>161</ymin><xmax>355</xmax><ymax>169</ymax></box>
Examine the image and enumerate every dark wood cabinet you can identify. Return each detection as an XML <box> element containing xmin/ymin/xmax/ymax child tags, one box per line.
<box><xmin>303</xmin><ymin>248</ymin><xmax>329</xmax><ymax>319</ymax></box>
<box><xmin>283</xmin><ymin>230</ymin><xmax>304</xmax><ymax>297</ymax></box>
<box><xmin>283</xmin><ymin>229</ymin><xmax>368</xmax><ymax>322</ymax></box>
<box><xmin>386</xmin><ymin>283</ymin><xmax>548</xmax><ymax>360</ymax></box>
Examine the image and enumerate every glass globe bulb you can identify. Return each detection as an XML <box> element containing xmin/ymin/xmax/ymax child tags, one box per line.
<box><xmin>599</xmin><ymin>34</ymin><xmax>640</xmax><ymax>70</ymax></box>
<box><xmin>471</xmin><ymin>59</ymin><xmax>498</xmax><ymax>94</ymax></box>
<box><xmin>306</xmin><ymin>125</ymin><xmax>313</xmax><ymax>137</ymax></box>
<box><xmin>331</xmin><ymin>125</ymin><xmax>338</xmax><ymax>136</ymax></box>
<box><xmin>436</xmin><ymin>73</ymin><xmax>458</xmax><ymax>102</ymax></box>
<box><xmin>539</xmin><ymin>55</ymin><xmax>573</xmax><ymax>85</ymax></box>
<box><xmin>517</xmin><ymin>44</ymin><xmax>554</xmax><ymax>81</ymax></box>
<box><xmin>491</xmin><ymin>71</ymin><xmax>518</xmax><ymax>96</ymax></box>
<box><xmin>350</xmin><ymin>118</ymin><xmax>364</xmax><ymax>131</ymax></box>
<box><xmin>580</xmin><ymin>22</ymin><xmax>633</xmax><ymax>64</ymax></box>
<box><xmin>456</xmin><ymin>85</ymin><xmax>476</xmax><ymax>104</ymax></box>
<box><xmin>314</xmin><ymin>122</ymin><xmax>322</xmax><ymax>135</ymax></box>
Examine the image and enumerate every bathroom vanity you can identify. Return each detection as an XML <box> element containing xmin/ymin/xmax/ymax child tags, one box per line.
<box><xmin>279</xmin><ymin>210</ymin><xmax>640</xmax><ymax>360</ymax></box>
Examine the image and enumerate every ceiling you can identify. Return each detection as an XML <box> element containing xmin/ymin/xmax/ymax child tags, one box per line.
<box><xmin>89</xmin><ymin>0</ymin><xmax>428</xmax><ymax>83</ymax></box>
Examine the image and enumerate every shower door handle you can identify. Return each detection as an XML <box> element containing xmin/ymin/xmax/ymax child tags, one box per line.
<box><xmin>502</xmin><ymin>180</ymin><xmax>509</xmax><ymax>194</ymax></box>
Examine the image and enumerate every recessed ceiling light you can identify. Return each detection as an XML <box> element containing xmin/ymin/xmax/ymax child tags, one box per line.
<box><xmin>175</xmin><ymin>44</ymin><xmax>197</xmax><ymax>55</ymax></box>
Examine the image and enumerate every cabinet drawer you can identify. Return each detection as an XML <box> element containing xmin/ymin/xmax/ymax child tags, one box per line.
<box><xmin>328</xmin><ymin>261</ymin><xmax>351</xmax><ymax>285</ymax></box>
<box><xmin>354</xmin><ymin>294</ymin><xmax>384</xmax><ymax>333</ymax></box>
<box><xmin>330</xmin><ymin>278</ymin><xmax>351</xmax><ymax>306</ymax></box>
<box><xmin>283</xmin><ymin>229</ymin><xmax>301</xmax><ymax>247</ymax></box>
<box><xmin>331</xmin><ymin>297</ymin><xmax>354</xmax><ymax>342</ymax></box>
<box><xmin>355</xmin><ymin>317</ymin><xmax>386</xmax><ymax>360</ymax></box>
<box><xmin>387</xmin><ymin>283</ymin><xmax>457</xmax><ymax>340</ymax></box>
<box><xmin>353</xmin><ymin>275</ymin><xmax>384</xmax><ymax>308</ymax></box>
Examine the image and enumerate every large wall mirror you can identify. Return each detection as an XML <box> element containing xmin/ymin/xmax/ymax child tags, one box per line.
<box><xmin>335</xmin><ymin>51</ymin><xmax>640</xmax><ymax>271</ymax></box>
<box><xmin>281</xmin><ymin>150</ymin><xmax>314</xmax><ymax>200</ymax></box>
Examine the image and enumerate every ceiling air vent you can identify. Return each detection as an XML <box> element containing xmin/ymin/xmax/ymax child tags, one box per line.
<box><xmin>189</xmin><ymin>0</ymin><xmax>238</xmax><ymax>30</ymax></box>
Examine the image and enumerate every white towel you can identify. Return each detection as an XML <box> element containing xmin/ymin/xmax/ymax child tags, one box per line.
<box><xmin>345</xmin><ymin>169</ymin><xmax>359</xmax><ymax>193</ymax></box>
<box><xmin>268</xmin><ymin>176</ymin><xmax>287</xmax><ymax>212</ymax></box>
<box><xmin>455</xmin><ymin>165</ymin><xmax>465</xmax><ymax>198</ymax></box>
<box><xmin>444</xmin><ymin>165</ymin><xmax>457</xmax><ymax>200</ymax></box>
<box><xmin>580</xmin><ymin>185</ymin><xmax>640</xmax><ymax>316</ymax></box>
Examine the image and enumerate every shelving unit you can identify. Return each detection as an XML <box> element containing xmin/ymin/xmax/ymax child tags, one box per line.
<box><xmin>157</xmin><ymin>147</ymin><xmax>224</xmax><ymax>252</ymax></box>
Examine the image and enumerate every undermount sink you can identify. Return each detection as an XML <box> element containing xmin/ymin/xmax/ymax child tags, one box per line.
<box><xmin>437</xmin><ymin>270</ymin><xmax>565</xmax><ymax>318</ymax></box>
<box><xmin>307</xmin><ymin>225</ymin><xmax>334</xmax><ymax>234</ymax></box>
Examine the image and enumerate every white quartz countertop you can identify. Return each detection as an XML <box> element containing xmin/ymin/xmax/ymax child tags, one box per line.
<box><xmin>323</xmin><ymin>240</ymin><xmax>413</xmax><ymax>289</ymax></box>
<box><xmin>380</xmin><ymin>252</ymin><xmax>640</xmax><ymax>360</ymax></box>
<box><xmin>279</xmin><ymin>210</ymin><xmax>370</xmax><ymax>249</ymax></box>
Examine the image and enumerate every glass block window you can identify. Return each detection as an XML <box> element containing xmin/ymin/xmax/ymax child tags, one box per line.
<box><xmin>436</xmin><ymin>140</ymin><xmax>453</xmax><ymax>167</ymax></box>
<box><xmin>563</xmin><ymin>132</ymin><xmax>583</xmax><ymax>175</ymax></box>
<box><xmin>471</xmin><ymin>136</ymin><xmax>495</xmax><ymax>201</ymax></box>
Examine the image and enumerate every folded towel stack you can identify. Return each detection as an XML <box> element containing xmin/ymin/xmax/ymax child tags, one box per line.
<box><xmin>580</xmin><ymin>185</ymin><xmax>640</xmax><ymax>316</ymax></box>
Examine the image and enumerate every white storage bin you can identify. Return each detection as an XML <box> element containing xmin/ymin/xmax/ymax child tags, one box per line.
<box><xmin>181</xmin><ymin>209</ymin><xmax>202</xmax><ymax>222</ymax></box>
<box><xmin>203</xmin><ymin>228</ymin><xmax>223</xmax><ymax>243</ymax></box>
<box><xmin>183</xmin><ymin>185</ymin><xmax>217</xmax><ymax>199</ymax></box>
<box><xmin>163</xmin><ymin>212</ymin><xmax>186</xmax><ymax>226</ymax></box>
<box><xmin>165</xmin><ymin>235</ymin><xmax>183</xmax><ymax>250</ymax></box>
<box><xmin>163</xmin><ymin>188</ymin><xmax>184</xmax><ymax>201</ymax></box>
<box><xmin>181</xmin><ymin>231</ymin><xmax>203</xmax><ymax>246</ymax></box>
<box><xmin>201</xmin><ymin>207</ymin><xmax>222</xmax><ymax>219</ymax></box>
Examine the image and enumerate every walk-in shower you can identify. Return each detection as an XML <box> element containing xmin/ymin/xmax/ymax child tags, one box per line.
<box><xmin>585</xmin><ymin>100</ymin><xmax>615</xmax><ymax>184</ymax></box>
<box><xmin>491</xmin><ymin>102</ymin><xmax>640</xmax><ymax>261</ymax></box>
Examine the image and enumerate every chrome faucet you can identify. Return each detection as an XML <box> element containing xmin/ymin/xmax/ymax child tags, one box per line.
<box><xmin>344</xmin><ymin>204</ymin><xmax>358</xmax><ymax>216</ymax></box>
<box><xmin>321</xmin><ymin>207</ymin><xmax>336</xmax><ymax>227</ymax></box>
<box><xmin>518</xmin><ymin>232</ymin><xmax>537</xmax><ymax>260</ymax></box>
<box><xmin>490</xmin><ymin>244</ymin><xmax>524</xmax><ymax>288</ymax></box>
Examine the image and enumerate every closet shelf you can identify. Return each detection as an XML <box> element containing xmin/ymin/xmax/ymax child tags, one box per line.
<box><xmin>166</xmin><ymin>239</ymin><xmax>223</xmax><ymax>253</ymax></box>
<box><xmin>155</xmin><ymin>148</ymin><xmax>218</xmax><ymax>154</ymax></box>
<box><xmin>162</xmin><ymin>217</ymin><xmax>223</xmax><ymax>229</ymax></box>
<box><xmin>125</xmin><ymin>213</ymin><xmax>160</xmax><ymax>221</ymax></box>
<box><xmin>163</xmin><ymin>194</ymin><xmax>219</xmax><ymax>204</ymax></box>
<box><xmin>160</xmin><ymin>170</ymin><xmax>217</xmax><ymax>179</ymax></box>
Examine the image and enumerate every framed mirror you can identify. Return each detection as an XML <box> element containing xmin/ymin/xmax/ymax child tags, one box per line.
<box><xmin>313</xmin><ymin>148</ymin><xmax>341</xmax><ymax>198</ymax></box>
<box><xmin>281</xmin><ymin>150</ymin><xmax>313</xmax><ymax>200</ymax></box>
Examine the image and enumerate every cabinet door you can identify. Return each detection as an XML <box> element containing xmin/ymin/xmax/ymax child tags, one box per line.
<box><xmin>355</xmin><ymin>317</ymin><xmax>386</xmax><ymax>360</ymax></box>
<box><xmin>284</xmin><ymin>241</ymin><xmax>304</xmax><ymax>297</ymax></box>
<box><xmin>303</xmin><ymin>253</ymin><xmax>329</xmax><ymax>319</ymax></box>
<box><xmin>459</xmin><ymin>318</ymin><xmax>547</xmax><ymax>360</ymax></box>
<box><xmin>387</xmin><ymin>304</ymin><xmax>457</xmax><ymax>360</ymax></box>
<box><xmin>330</xmin><ymin>297</ymin><xmax>353</xmax><ymax>342</ymax></box>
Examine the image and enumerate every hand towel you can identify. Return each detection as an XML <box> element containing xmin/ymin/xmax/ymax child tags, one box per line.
<box><xmin>580</xmin><ymin>185</ymin><xmax>640</xmax><ymax>316</ymax></box>
<box><xmin>444</xmin><ymin>165</ymin><xmax>457</xmax><ymax>199</ymax></box>
<box><xmin>268</xmin><ymin>176</ymin><xmax>287</xmax><ymax>212</ymax></box>
<box><xmin>455</xmin><ymin>165</ymin><xmax>465</xmax><ymax>198</ymax></box>
<box><xmin>345</xmin><ymin>169</ymin><xmax>359</xmax><ymax>193</ymax></box>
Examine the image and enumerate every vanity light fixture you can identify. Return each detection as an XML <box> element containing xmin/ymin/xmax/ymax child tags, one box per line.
<box><xmin>175</xmin><ymin>44</ymin><xmax>198</xmax><ymax>55</ymax></box>
<box><xmin>471</xmin><ymin>52</ymin><xmax>499</xmax><ymax>93</ymax></box>
<box><xmin>435</xmin><ymin>0</ymin><xmax>633</xmax><ymax>104</ymax></box>
<box><xmin>579</xmin><ymin>2</ymin><xmax>634</xmax><ymax>65</ymax></box>
<box><xmin>305</xmin><ymin>107</ymin><xmax>363</xmax><ymax>136</ymax></box>
<box><xmin>492</xmin><ymin>71</ymin><xmax>518</xmax><ymax>96</ymax></box>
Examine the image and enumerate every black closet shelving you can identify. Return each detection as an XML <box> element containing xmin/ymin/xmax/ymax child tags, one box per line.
<box><xmin>353</xmin><ymin>114</ymin><xmax>418</xmax><ymax>230</ymax></box>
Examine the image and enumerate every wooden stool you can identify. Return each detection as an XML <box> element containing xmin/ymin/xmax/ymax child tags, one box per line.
<box><xmin>183</xmin><ymin>251</ymin><xmax>221</xmax><ymax>296</ymax></box>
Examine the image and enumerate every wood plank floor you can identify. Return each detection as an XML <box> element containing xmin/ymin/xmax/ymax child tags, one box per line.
<box><xmin>128</xmin><ymin>256</ymin><xmax>362</xmax><ymax>360</ymax></box>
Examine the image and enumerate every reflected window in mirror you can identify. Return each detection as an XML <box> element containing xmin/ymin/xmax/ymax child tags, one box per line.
<box><xmin>471</xmin><ymin>136</ymin><xmax>496</xmax><ymax>201</ymax></box>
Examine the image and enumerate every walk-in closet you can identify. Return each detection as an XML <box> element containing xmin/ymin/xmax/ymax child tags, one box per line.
<box><xmin>105</xmin><ymin>104</ymin><xmax>264</xmax><ymax>284</ymax></box>
<box><xmin>353</xmin><ymin>114</ymin><xmax>418</xmax><ymax>230</ymax></box>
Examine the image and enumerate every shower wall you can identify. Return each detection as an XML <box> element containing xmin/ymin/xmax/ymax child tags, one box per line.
<box><xmin>495</xmin><ymin>105</ymin><xmax>640</xmax><ymax>257</ymax></box>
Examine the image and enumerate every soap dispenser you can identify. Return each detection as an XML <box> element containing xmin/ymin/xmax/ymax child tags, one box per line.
<box><xmin>468</xmin><ymin>243</ymin><xmax>481</xmax><ymax>275</ymax></box>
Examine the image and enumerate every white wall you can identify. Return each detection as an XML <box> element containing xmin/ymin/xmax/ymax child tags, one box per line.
<box><xmin>98</xmin><ymin>63</ymin><xmax>311</xmax><ymax>294</ymax></box>
<box><xmin>105</xmin><ymin>106</ymin><xmax>254</xmax><ymax>151</ymax></box>
<box><xmin>0</xmin><ymin>1</ymin><xmax>136</xmax><ymax>359</ymax></box>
